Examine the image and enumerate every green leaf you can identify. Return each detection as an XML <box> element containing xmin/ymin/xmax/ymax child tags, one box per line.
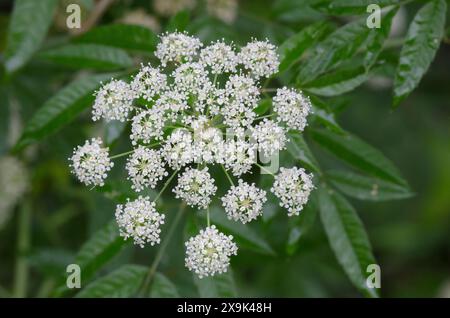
<box><xmin>75</xmin><ymin>220</ymin><xmax>129</xmax><ymax>283</ymax></box>
<box><xmin>297</xmin><ymin>14</ymin><xmax>386</xmax><ymax>83</ymax></box>
<box><xmin>393</xmin><ymin>0</ymin><xmax>447</xmax><ymax>107</ymax></box>
<box><xmin>194</xmin><ymin>270</ymin><xmax>237</xmax><ymax>298</ymax></box>
<box><xmin>304</xmin><ymin>66</ymin><xmax>369</xmax><ymax>97</ymax></box>
<box><xmin>313</xmin><ymin>0</ymin><xmax>400</xmax><ymax>15</ymax></box>
<box><xmin>318</xmin><ymin>187</ymin><xmax>378</xmax><ymax>298</ymax></box>
<box><xmin>14</xmin><ymin>73</ymin><xmax>115</xmax><ymax>151</ymax></box>
<box><xmin>209</xmin><ymin>207</ymin><xmax>275</xmax><ymax>256</ymax></box>
<box><xmin>278</xmin><ymin>21</ymin><xmax>332</xmax><ymax>72</ymax></box>
<box><xmin>3</xmin><ymin>0</ymin><xmax>57</xmax><ymax>73</ymax></box>
<box><xmin>286</xmin><ymin>131</ymin><xmax>321</xmax><ymax>174</ymax></box>
<box><xmin>310</xmin><ymin>128</ymin><xmax>408</xmax><ymax>186</ymax></box>
<box><xmin>286</xmin><ymin>192</ymin><xmax>318</xmax><ymax>255</ymax></box>
<box><xmin>253</xmin><ymin>98</ymin><xmax>272</xmax><ymax>115</ymax></box>
<box><xmin>167</xmin><ymin>10</ymin><xmax>190</xmax><ymax>32</ymax></box>
<box><xmin>327</xmin><ymin>169</ymin><xmax>413</xmax><ymax>201</ymax></box>
<box><xmin>39</xmin><ymin>44</ymin><xmax>134</xmax><ymax>70</ymax></box>
<box><xmin>150</xmin><ymin>273</ymin><xmax>180</xmax><ymax>298</ymax></box>
<box><xmin>75</xmin><ymin>24</ymin><xmax>158</xmax><ymax>52</ymax></box>
<box><xmin>309</xmin><ymin>96</ymin><xmax>344</xmax><ymax>133</ymax></box>
<box><xmin>76</xmin><ymin>265</ymin><xmax>146</xmax><ymax>298</ymax></box>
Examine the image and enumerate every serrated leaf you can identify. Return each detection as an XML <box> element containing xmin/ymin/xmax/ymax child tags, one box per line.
<box><xmin>39</xmin><ymin>44</ymin><xmax>133</xmax><ymax>70</ymax></box>
<box><xmin>304</xmin><ymin>66</ymin><xmax>369</xmax><ymax>97</ymax></box>
<box><xmin>327</xmin><ymin>169</ymin><xmax>413</xmax><ymax>201</ymax></box>
<box><xmin>286</xmin><ymin>131</ymin><xmax>321</xmax><ymax>174</ymax></box>
<box><xmin>313</xmin><ymin>0</ymin><xmax>400</xmax><ymax>15</ymax></box>
<box><xmin>4</xmin><ymin>0</ymin><xmax>57</xmax><ymax>73</ymax></box>
<box><xmin>76</xmin><ymin>220</ymin><xmax>129</xmax><ymax>282</ymax></box>
<box><xmin>318</xmin><ymin>187</ymin><xmax>378</xmax><ymax>298</ymax></box>
<box><xmin>310</xmin><ymin>128</ymin><xmax>408</xmax><ymax>187</ymax></box>
<box><xmin>75</xmin><ymin>24</ymin><xmax>158</xmax><ymax>52</ymax></box>
<box><xmin>208</xmin><ymin>207</ymin><xmax>275</xmax><ymax>256</ymax></box>
<box><xmin>309</xmin><ymin>96</ymin><xmax>344</xmax><ymax>133</ymax></box>
<box><xmin>393</xmin><ymin>0</ymin><xmax>447</xmax><ymax>107</ymax></box>
<box><xmin>278</xmin><ymin>21</ymin><xmax>332</xmax><ymax>72</ymax></box>
<box><xmin>150</xmin><ymin>273</ymin><xmax>180</xmax><ymax>298</ymax></box>
<box><xmin>76</xmin><ymin>265</ymin><xmax>147</xmax><ymax>298</ymax></box>
<box><xmin>14</xmin><ymin>73</ymin><xmax>115</xmax><ymax>151</ymax></box>
<box><xmin>194</xmin><ymin>270</ymin><xmax>237</xmax><ymax>298</ymax></box>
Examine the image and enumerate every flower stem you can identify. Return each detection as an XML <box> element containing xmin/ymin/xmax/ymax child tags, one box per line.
<box><xmin>154</xmin><ymin>169</ymin><xmax>178</xmax><ymax>202</ymax></box>
<box><xmin>139</xmin><ymin>202</ymin><xmax>186</xmax><ymax>296</ymax></box>
<box><xmin>109</xmin><ymin>149</ymin><xmax>135</xmax><ymax>159</ymax></box>
<box><xmin>206</xmin><ymin>207</ymin><xmax>211</xmax><ymax>227</ymax></box>
<box><xmin>221</xmin><ymin>165</ymin><xmax>235</xmax><ymax>186</ymax></box>
<box><xmin>256</xmin><ymin>113</ymin><xmax>276</xmax><ymax>120</ymax></box>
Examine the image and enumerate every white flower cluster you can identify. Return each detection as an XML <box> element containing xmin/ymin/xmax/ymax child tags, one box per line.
<box><xmin>271</xmin><ymin>167</ymin><xmax>315</xmax><ymax>216</ymax></box>
<box><xmin>173</xmin><ymin>167</ymin><xmax>217</xmax><ymax>209</ymax></box>
<box><xmin>69</xmin><ymin>138</ymin><xmax>113</xmax><ymax>187</ymax></box>
<box><xmin>115</xmin><ymin>196</ymin><xmax>165</xmax><ymax>247</ymax></box>
<box><xmin>222</xmin><ymin>180</ymin><xmax>267</xmax><ymax>224</ymax></box>
<box><xmin>69</xmin><ymin>32</ymin><xmax>314</xmax><ymax>278</ymax></box>
<box><xmin>185</xmin><ymin>225</ymin><xmax>238</xmax><ymax>278</ymax></box>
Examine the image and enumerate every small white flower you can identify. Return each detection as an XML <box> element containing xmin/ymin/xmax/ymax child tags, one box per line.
<box><xmin>155</xmin><ymin>32</ymin><xmax>203</xmax><ymax>66</ymax></box>
<box><xmin>222</xmin><ymin>179</ymin><xmax>267</xmax><ymax>224</ymax></box>
<box><xmin>69</xmin><ymin>138</ymin><xmax>114</xmax><ymax>187</ymax></box>
<box><xmin>273</xmin><ymin>87</ymin><xmax>311</xmax><ymax>131</ymax></box>
<box><xmin>115</xmin><ymin>196</ymin><xmax>165</xmax><ymax>247</ymax></box>
<box><xmin>190</xmin><ymin>116</ymin><xmax>224</xmax><ymax>163</ymax></box>
<box><xmin>155</xmin><ymin>89</ymin><xmax>189</xmax><ymax>122</ymax></box>
<box><xmin>252</xmin><ymin>119</ymin><xmax>288</xmax><ymax>157</ymax></box>
<box><xmin>223</xmin><ymin>139</ymin><xmax>256</xmax><ymax>176</ymax></box>
<box><xmin>200</xmin><ymin>40</ymin><xmax>238</xmax><ymax>74</ymax></box>
<box><xmin>172</xmin><ymin>62</ymin><xmax>210</xmax><ymax>96</ymax></box>
<box><xmin>92</xmin><ymin>79</ymin><xmax>134</xmax><ymax>122</ymax></box>
<box><xmin>162</xmin><ymin>129</ymin><xmax>196</xmax><ymax>169</ymax></box>
<box><xmin>131</xmin><ymin>64</ymin><xmax>167</xmax><ymax>101</ymax></box>
<box><xmin>271</xmin><ymin>167</ymin><xmax>314</xmax><ymax>216</ymax></box>
<box><xmin>126</xmin><ymin>146</ymin><xmax>168</xmax><ymax>192</ymax></box>
<box><xmin>130</xmin><ymin>108</ymin><xmax>166</xmax><ymax>145</ymax></box>
<box><xmin>239</xmin><ymin>39</ymin><xmax>279</xmax><ymax>78</ymax></box>
<box><xmin>185</xmin><ymin>225</ymin><xmax>238</xmax><ymax>278</ymax></box>
<box><xmin>173</xmin><ymin>167</ymin><xmax>217</xmax><ymax>209</ymax></box>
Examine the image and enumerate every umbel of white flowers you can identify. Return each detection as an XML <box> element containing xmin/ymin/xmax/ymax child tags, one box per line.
<box><xmin>69</xmin><ymin>32</ymin><xmax>314</xmax><ymax>278</ymax></box>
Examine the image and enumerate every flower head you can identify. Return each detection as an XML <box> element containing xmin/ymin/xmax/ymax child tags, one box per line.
<box><xmin>69</xmin><ymin>138</ymin><xmax>113</xmax><ymax>187</ymax></box>
<box><xmin>239</xmin><ymin>39</ymin><xmax>279</xmax><ymax>78</ymax></box>
<box><xmin>162</xmin><ymin>129</ymin><xmax>196</xmax><ymax>169</ymax></box>
<box><xmin>92</xmin><ymin>79</ymin><xmax>134</xmax><ymax>122</ymax></box>
<box><xmin>271</xmin><ymin>167</ymin><xmax>314</xmax><ymax>216</ymax></box>
<box><xmin>173</xmin><ymin>167</ymin><xmax>217</xmax><ymax>209</ymax></box>
<box><xmin>252</xmin><ymin>119</ymin><xmax>288</xmax><ymax>157</ymax></box>
<box><xmin>185</xmin><ymin>225</ymin><xmax>238</xmax><ymax>278</ymax></box>
<box><xmin>131</xmin><ymin>64</ymin><xmax>167</xmax><ymax>101</ymax></box>
<box><xmin>130</xmin><ymin>108</ymin><xmax>166</xmax><ymax>145</ymax></box>
<box><xmin>200</xmin><ymin>40</ymin><xmax>238</xmax><ymax>74</ymax></box>
<box><xmin>155</xmin><ymin>32</ymin><xmax>203</xmax><ymax>66</ymax></box>
<box><xmin>222</xmin><ymin>179</ymin><xmax>267</xmax><ymax>224</ymax></box>
<box><xmin>273</xmin><ymin>87</ymin><xmax>311</xmax><ymax>131</ymax></box>
<box><xmin>126</xmin><ymin>146</ymin><xmax>168</xmax><ymax>192</ymax></box>
<box><xmin>115</xmin><ymin>196</ymin><xmax>165</xmax><ymax>247</ymax></box>
<box><xmin>223</xmin><ymin>139</ymin><xmax>256</xmax><ymax>176</ymax></box>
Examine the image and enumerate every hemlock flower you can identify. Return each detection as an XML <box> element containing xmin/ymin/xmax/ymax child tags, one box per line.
<box><xmin>273</xmin><ymin>87</ymin><xmax>312</xmax><ymax>131</ymax></box>
<box><xmin>115</xmin><ymin>196</ymin><xmax>165</xmax><ymax>247</ymax></box>
<box><xmin>271</xmin><ymin>167</ymin><xmax>314</xmax><ymax>216</ymax></box>
<box><xmin>185</xmin><ymin>225</ymin><xmax>238</xmax><ymax>278</ymax></box>
<box><xmin>222</xmin><ymin>179</ymin><xmax>267</xmax><ymax>224</ymax></box>
<box><xmin>126</xmin><ymin>146</ymin><xmax>168</xmax><ymax>192</ymax></box>
<box><xmin>69</xmin><ymin>138</ymin><xmax>113</xmax><ymax>187</ymax></box>
<box><xmin>69</xmin><ymin>32</ymin><xmax>315</xmax><ymax>278</ymax></box>
<box><xmin>173</xmin><ymin>167</ymin><xmax>217</xmax><ymax>209</ymax></box>
<box><xmin>92</xmin><ymin>79</ymin><xmax>134</xmax><ymax>122</ymax></box>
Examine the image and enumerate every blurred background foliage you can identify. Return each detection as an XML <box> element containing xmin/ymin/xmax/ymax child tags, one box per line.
<box><xmin>0</xmin><ymin>0</ymin><xmax>449</xmax><ymax>298</ymax></box>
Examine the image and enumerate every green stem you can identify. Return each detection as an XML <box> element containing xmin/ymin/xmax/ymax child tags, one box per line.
<box><xmin>139</xmin><ymin>202</ymin><xmax>187</xmax><ymax>296</ymax></box>
<box><xmin>13</xmin><ymin>202</ymin><xmax>31</xmax><ymax>298</ymax></box>
<box><xmin>109</xmin><ymin>149</ymin><xmax>135</xmax><ymax>159</ymax></box>
<box><xmin>255</xmin><ymin>163</ymin><xmax>275</xmax><ymax>176</ymax></box>
<box><xmin>256</xmin><ymin>113</ymin><xmax>276</xmax><ymax>120</ymax></box>
<box><xmin>154</xmin><ymin>170</ymin><xmax>178</xmax><ymax>202</ymax></box>
<box><xmin>206</xmin><ymin>207</ymin><xmax>211</xmax><ymax>227</ymax></box>
<box><xmin>221</xmin><ymin>165</ymin><xmax>235</xmax><ymax>186</ymax></box>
